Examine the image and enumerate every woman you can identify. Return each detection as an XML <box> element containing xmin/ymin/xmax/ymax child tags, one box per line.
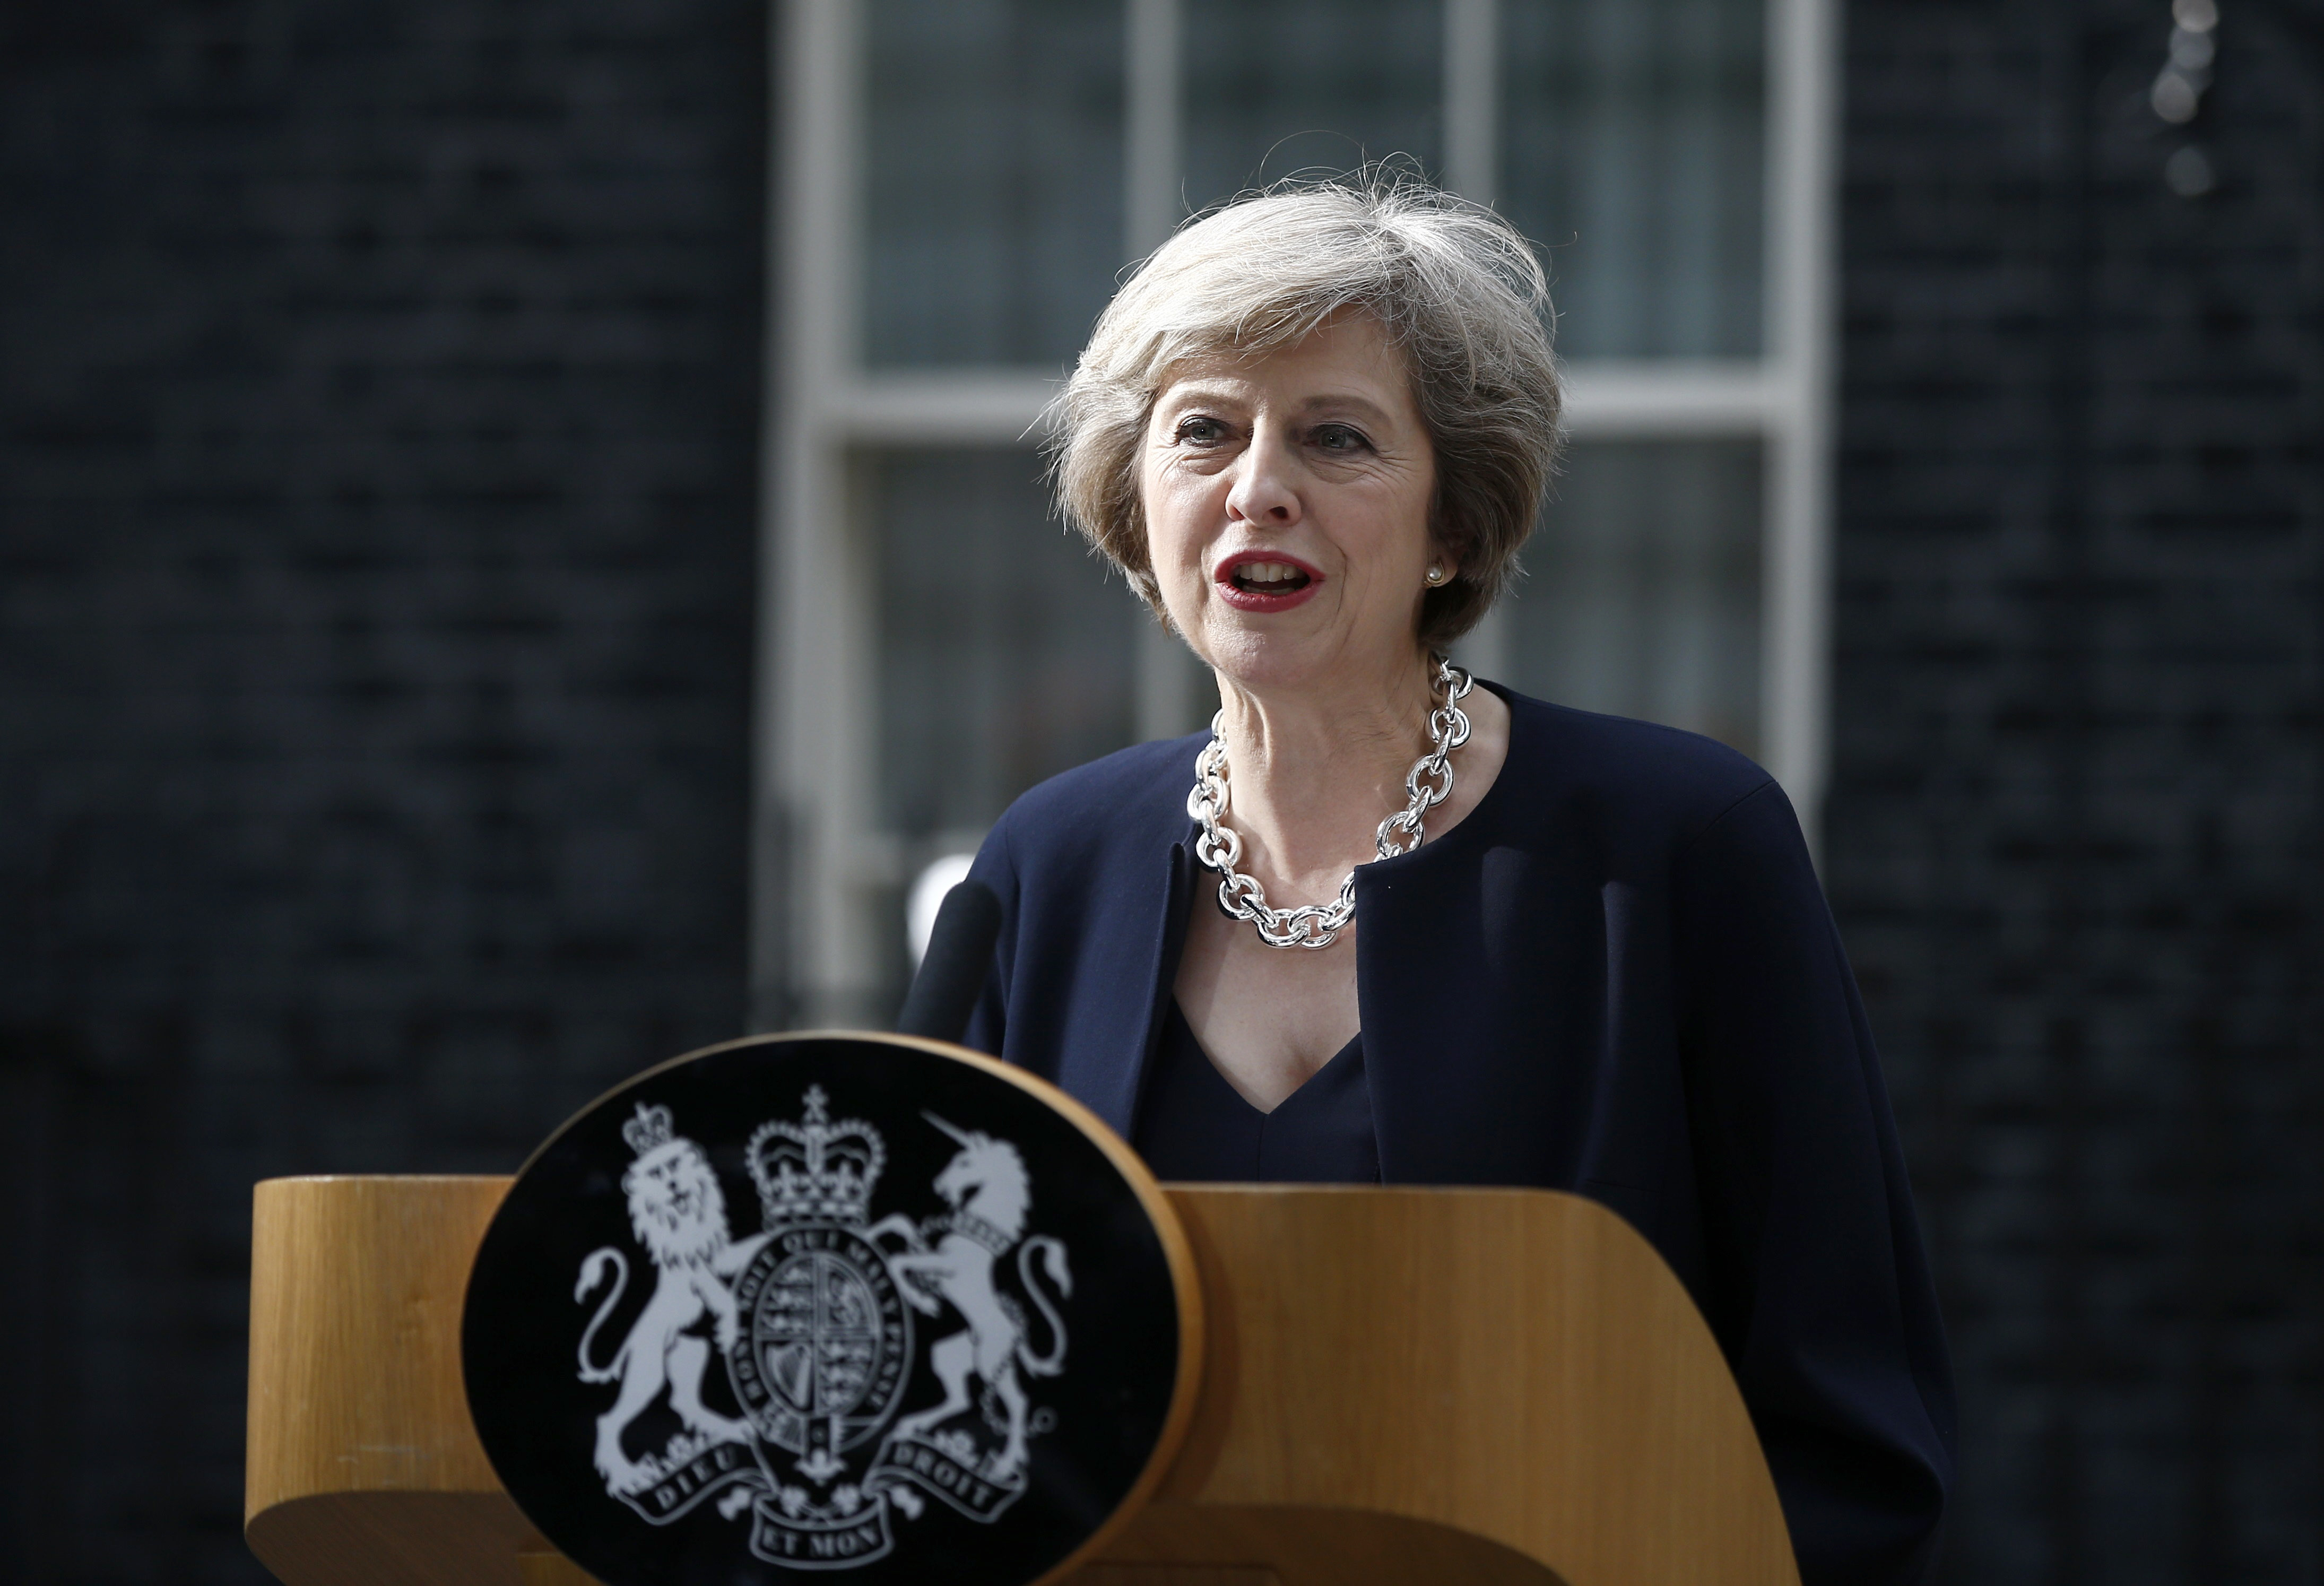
<box><xmin>960</xmin><ymin>180</ymin><xmax>1954</xmax><ymax>1584</ymax></box>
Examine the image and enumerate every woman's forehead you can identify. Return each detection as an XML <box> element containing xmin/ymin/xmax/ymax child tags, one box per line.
<box><xmin>1150</xmin><ymin>318</ymin><xmax>1415</xmax><ymax>411</ymax></box>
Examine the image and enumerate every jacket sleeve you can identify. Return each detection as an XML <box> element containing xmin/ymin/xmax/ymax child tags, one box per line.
<box><xmin>1673</xmin><ymin>780</ymin><xmax>1957</xmax><ymax>1586</ymax></box>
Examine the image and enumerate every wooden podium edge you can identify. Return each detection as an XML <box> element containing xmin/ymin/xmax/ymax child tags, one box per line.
<box><xmin>1143</xmin><ymin>1183</ymin><xmax>1800</xmax><ymax>1586</ymax></box>
<box><xmin>246</xmin><ymin>1174</ymin><xmax>523</xmax><ymax>1585</ymax></box>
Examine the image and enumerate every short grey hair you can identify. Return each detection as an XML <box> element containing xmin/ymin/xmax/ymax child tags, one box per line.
<box><xmin>1050</xmin><ymin>175</ymin><xmax>1562</xmax><ymax>648</ymax></box>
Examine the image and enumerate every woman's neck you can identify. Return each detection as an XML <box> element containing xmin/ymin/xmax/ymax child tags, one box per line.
<box><xmin>1211</xmin><ymin>647</ymin><xmax>1443</xmax><ymax>899</ymax></box>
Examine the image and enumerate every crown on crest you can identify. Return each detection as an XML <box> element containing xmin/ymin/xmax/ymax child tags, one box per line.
<box><xmin>746</xmin><ymin>1086</ymin><xmax>886</xmax><ymax>1226</ymax></box>
<box><xmin>621</xmin><ymin>1102</ymin><xmax>675</xmax><ymax>1157</ymax></box>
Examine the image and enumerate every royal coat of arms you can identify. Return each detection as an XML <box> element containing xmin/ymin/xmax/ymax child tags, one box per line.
<box><xmin>569</xmin><ymin>1086</ymin><xmax>1073</xmax><ymax>1570</ymax></box>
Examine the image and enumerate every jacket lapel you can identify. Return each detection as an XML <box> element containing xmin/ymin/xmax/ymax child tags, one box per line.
<box><xmin>1053</xmin><ymin>833</ymin><xmax>1191</xmax><ymax>1140</ymax></box>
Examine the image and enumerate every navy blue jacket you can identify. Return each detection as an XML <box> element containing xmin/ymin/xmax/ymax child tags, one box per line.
<box><xmin>962</xmin><ymin>684</ymin><xmax>1956</xmax><ymax>1585</ymax></box>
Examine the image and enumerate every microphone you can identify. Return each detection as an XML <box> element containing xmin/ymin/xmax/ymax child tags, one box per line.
<box><xmin>896</xmin><ymin>879</ymin><xmax>1003</xmax><ymax>1044</ymax></box>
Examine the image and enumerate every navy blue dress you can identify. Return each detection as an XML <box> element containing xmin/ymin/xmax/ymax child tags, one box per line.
<box><xmin>1133</xmin><ymin>1001</ymin><xmax>1381</xmax><ymax>1183</ymax></box>
<box><xmin>962</xmin><ymin>684</ymin><xmax>1956</xmax><ymax>1585</ymax></box>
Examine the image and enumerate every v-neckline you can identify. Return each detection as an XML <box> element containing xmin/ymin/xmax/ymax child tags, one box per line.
<box><xmin>1169</xmin><ymin>999</ymin><xmax>1362</xmax><ymax>1119</ymax></box>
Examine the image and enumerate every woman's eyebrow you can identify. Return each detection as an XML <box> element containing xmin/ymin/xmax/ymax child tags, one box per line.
<box><xmin>1297</xmin><ymin>392</ymin><xmax>1396</xmax><ymax>424</ymax></box>
<box><xmin>1155</xmin><ymin>385</ymin><xmax>1398</xmax><ymax>424</ymax></box>
<box><xmin>1156</xmin><ymin>380</ymin><xmax>1248</xmax><ymax>408</ymax></box>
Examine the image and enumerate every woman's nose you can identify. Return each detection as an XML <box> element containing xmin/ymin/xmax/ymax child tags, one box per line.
<box><xmin>1225</xmin><ymin>430</ymin><xmax>1300</xmax><ymax>526</ymax></box>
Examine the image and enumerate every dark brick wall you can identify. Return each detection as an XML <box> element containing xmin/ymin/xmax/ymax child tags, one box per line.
<box><xmin>0</xmin><ymin>3</ymin><xmax>765</xmax><ymax>1580</ymax></box>
<box><xmin>1831</xmin><ymin>1</ymin><xmax>2324</xmax><ymax>1581</ymax></box>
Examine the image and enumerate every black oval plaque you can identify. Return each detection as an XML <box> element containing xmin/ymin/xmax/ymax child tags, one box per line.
<box><xmin>464</xmin><ymin>1033</ymin><xmax>1200</xmax><ymax>1586</ymax></box>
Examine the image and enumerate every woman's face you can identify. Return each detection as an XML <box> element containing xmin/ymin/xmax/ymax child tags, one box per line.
<box><xmin>1139</xmin><ymin>314</ymin><xmax>1440</xmax><ymax>692</ymax></box>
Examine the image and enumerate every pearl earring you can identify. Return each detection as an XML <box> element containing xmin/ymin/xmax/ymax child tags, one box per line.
<box><xmin>1425</xmin><ymin>565</ymin><xmax>1449</xmax><ymax>587</ymax></box>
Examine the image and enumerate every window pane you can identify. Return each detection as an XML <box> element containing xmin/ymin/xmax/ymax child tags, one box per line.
<box><xmin>1500</xmin><ymin>0</ymin><xmax>1765</xmax><ymax>358</ymax></box>
<box><xmin>863</xmin><ymin>0</ymin><xmax>1125</xmax><ymax>368</ymax></box>
<box><xmin>1182</xmin><ymin>0</ymin><xmax>1445</xmax><ymax>212</ymax></box>
<box><xmin>1499</xmin><ymin>440</ymin><xmax>1762</xmax><ymax>753</ymax></box>
<box><xmin>867</xmin><ymin>448</ymin><xmax>1141</xmax><ymax>840</ymax></box>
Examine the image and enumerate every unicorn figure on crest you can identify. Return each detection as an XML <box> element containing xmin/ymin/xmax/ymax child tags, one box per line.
<box><xmin>866</xmin><ymin>1114</ymin><xmax>1071</xmax><ymax>1483</ymax></box>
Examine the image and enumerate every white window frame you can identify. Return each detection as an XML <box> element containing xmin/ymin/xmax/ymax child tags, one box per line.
<box><xmin>755</xmin><ymin>0</ymin><xmax>1839</xmax><ymax>1025</ymax></box>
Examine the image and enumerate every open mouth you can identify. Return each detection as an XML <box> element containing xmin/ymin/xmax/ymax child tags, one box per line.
<box><xmin>1215</xmin><ymin>551</ymin><xmax>1324</xmax><ymax>611</ymax></box>
<box><xmin>1229</xmin><ymin>559</ymin><xmax>1313</xmax><ymax>596</ymax></box>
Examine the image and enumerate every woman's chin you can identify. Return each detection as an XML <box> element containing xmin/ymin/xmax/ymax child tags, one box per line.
<box><xmin>1195</xmin><ymin>620</ymin><xmax>1392</xmax><ymax>696</ymax></box>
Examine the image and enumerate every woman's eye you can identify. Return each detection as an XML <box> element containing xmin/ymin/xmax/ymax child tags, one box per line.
<box><xmin>1312</xmin><ymin>424</ymin><xmax>1370</xmax><ymax>453</ymax></box>
<box><xmin>1174</xmin><ymin>416</ymin><xmax>1227</xmax><ymax>445</ymax></box>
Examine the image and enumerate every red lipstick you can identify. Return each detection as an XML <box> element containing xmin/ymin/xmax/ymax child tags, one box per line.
<box><xmin>1212</xmin><ymin>550</ymin><xmax>1324</xmax><ymax>613</ymax></box>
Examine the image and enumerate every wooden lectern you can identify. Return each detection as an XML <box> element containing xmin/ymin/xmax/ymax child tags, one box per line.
<box><xmin>247</xmin><ymin>1175</ymin><xmax>1796</xmax><ymax>1586</ymax></box>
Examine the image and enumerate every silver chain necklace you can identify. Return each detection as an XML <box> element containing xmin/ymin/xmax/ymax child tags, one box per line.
<box><xmin>1186</xmin><ymin>655</ymin><xmax>1475</xmax><ymax>950</ymax></box>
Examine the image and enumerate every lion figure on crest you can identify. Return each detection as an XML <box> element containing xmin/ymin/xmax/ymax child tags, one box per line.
<box><xmin>574</xmin><ymin>1104</ymin><xmax>770</xmax><ymax>1493</ymax></box>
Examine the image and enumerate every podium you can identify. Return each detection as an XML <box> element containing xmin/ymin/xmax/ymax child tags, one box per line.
<box><xmin>246</xmin><ymin>1175</ymin><xmax>1798</xmax><ymax>1586</ymax></box>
